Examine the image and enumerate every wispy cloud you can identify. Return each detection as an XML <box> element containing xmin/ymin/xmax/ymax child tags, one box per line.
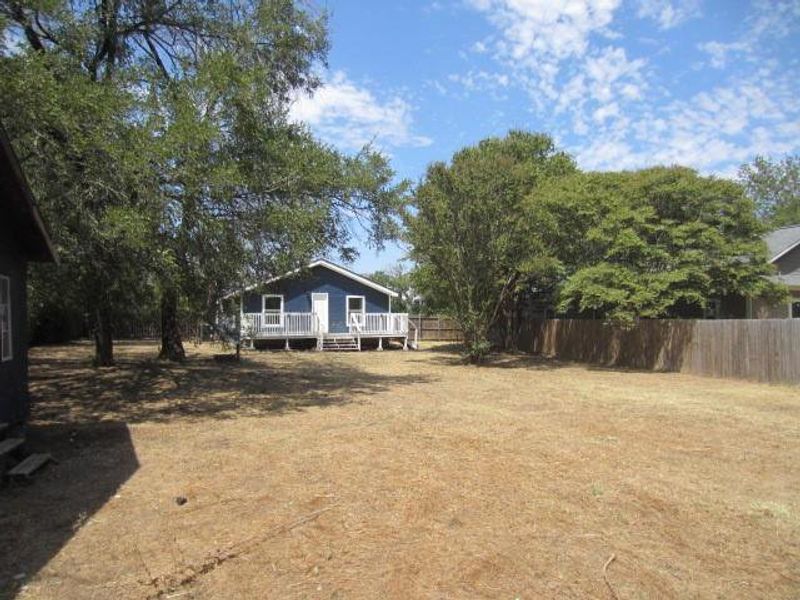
<box><xmin>697</xmin><ymin>0</ymin><xmax>800</xmax><ymax>70</ymax></box>
<box><xmin>634</xmin><ymin>0</ymin><xmax>702</xmax><ymax>29</ymax></box>
<box><xmin>456</xmin><ymin>0</ymin><xmax>800</xmax><ymax>177</ymax></box>
<box><xmin>448</xmin><ymin>70</ymin><xmax>510</xmax><ymax>100</ymax></box>
<box><xmin>467</xmin><ymin>0</ymin><xmax>621</xmax><ymax>65</ymax></box>
<box><xmin>290</xmin><ymin>71</ymin><xmax>433</xmax><ymax>151</ymax></box>
<box><xmin>577</xmin><ymin>70</ymin><xmax>800</xmax><ymax>173</ymax></box>
<box><xmin>697</xmin><ymin>40</ymin><xmax>750</xmax><ymax>70</ymax></box>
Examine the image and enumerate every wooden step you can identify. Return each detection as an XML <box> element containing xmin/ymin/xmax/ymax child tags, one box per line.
<box><xmin>322</xmin><ymin>346</ymin><xmax>359</xmax><ymax>351</ymax></box>
<box><xmin>8</xmin><ymin>453</ymin><xmax>52</xmax><ymax>478</ymax></box>
<box><xmin>322</xmin><ymin>338</ymin><xmax>359</xmax><ymax>348</ymax></box>
<box><xmin>0</xmin><ymin>437</ymin><xmax>24</xmax><ymax>457</ymax></box>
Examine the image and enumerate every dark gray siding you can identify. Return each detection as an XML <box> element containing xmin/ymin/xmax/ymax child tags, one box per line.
<box><xmin>0</xmin><ymin>217</ymin><xmax>30</xmax><ymax>425</ymax></box>
<box><xmin>243</xmin><ymin>265</ymin><xmax>391</xmax><ymax>333</ymax></box>
<box><xmin>774</xmin><ymin>244</ymin><xmax>800</xmax><ymax>288</ymax></box>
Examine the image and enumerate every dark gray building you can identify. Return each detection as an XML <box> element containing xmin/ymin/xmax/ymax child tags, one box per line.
<box><xmin>0</xmin><ymin>126</ymin><xmax>57</xmax><ymax>428</ymax></box>
<box><xmin>756</xmin><ymin>225</ymin><xmax>800</xmax><ymax>318</ymax></box>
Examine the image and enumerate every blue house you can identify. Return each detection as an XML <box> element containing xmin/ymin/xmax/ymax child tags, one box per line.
<box><xmin>237</xmin><ymin>259</ymin><xmax>416</xmax><ymax>351</ymax></box>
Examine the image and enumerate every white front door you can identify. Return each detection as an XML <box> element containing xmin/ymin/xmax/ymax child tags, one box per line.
<box><xmin>311</xmin><ymin>293</ymin><xmax>329</xmax><ymax>333</ymax></box>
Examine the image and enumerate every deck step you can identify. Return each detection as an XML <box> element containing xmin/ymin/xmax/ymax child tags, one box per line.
<box><xmin>8</xmin><ymin>453</ymin><xmax>52</xmax><ymax>478</ymax></box>
<box><xmin>0</xmin><ymin>437</ymin><xmax>24</xmax><ymax>457</ymax></box>
<box><xmin>322</xmin><ymin>336</ymin><xmax>360</xmax><ymax>351</ymax></box>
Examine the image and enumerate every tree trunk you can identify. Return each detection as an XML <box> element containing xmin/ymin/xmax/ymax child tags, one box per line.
<box><xmin>502</xmin><ymin>295</ymin><xmax>521</xmax><ymax>352</ymax></box>
<box><xmin>159</xmin><ymin>287</ymin><xmax>186</xmax><ymax>361</ymax></box>
<box><xmin>93</xmin><ymin>303</ymin><xmax>114</xmax><ymax>367</ymax></box>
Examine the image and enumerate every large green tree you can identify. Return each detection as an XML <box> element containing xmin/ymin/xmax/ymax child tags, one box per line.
<box><xmin>406</xmin><ymin>131</ymin><xmax>576</xmax><ymax>361</ymax></box>
<box><xmin>1</xmin><ymin>0</ymin><xmax>406</xmax><ymax>364</ymax></box>
<box><xmin>530</xmin><ymin>167</ymin><xmax>785</xmax><ymax>324</ymax></box>
<box><xmin>738</xmin><ymin>155</ymin><xmax>800</xmax><ymax>228</ymax></box>
<box><xmin>0</xmin><ymin>50</ymin><xmax>162</xmax><ymax>364</ymax></box>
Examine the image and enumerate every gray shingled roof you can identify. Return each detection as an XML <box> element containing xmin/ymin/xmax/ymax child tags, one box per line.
<box><xmin>764</xmin><ymin>225</ymin><xmax>800</xmax><ymax>261</ymax></box>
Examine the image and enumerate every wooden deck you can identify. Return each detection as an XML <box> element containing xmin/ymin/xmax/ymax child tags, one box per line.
<box><xmin>240</xmin><ymin>312</ymin><xmax>418</xmax><ymax>350</ymax></box>
<box><xmin>241</xmin><ymin>312</ymin><xmax>412</xmax><ymax>339</ymax></box>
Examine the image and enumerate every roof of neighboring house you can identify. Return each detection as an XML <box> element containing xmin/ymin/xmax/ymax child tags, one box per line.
<box><xmin>765</xmin><ymin>224</ymin><xmax>800</xmax><ymax>263</ymax></box>
<box><xmin>230</xmin><ymin>258</ymin><xmax>399</xmax><ymax>298</ymax></box>
<box><xmin>0</xmin><ymin>124</ymin><xmax>57</xmax><ymax>263</ymax></box>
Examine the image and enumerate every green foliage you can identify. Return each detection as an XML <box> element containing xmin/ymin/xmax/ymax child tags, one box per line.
<box><xmin>530</xmin><ymin>167</ymin><xmax>786</xmax><ymax>325</ymax></box>
<box><xmin>0</xmin><ymin>49</ymin><xmax>162</xmax><ymax>344</ymax></box>
<box><xmin>406</xmin><ymin>264</ymin><xmax>446</xmax><ymax>315</ymax></box>
<box><xmin>1</xmin><ymin>0</ymin><xmax>407</xmax><ymax>359</ymax></box>
<box><xmin>739</xmin><ymin>155</ymin><xmax>800</xmax><ymax>228</ymax></box>
<box><xmin>410</xmin><ymin>135</ymin><xmax>784</xmax><ymax>354</ymax></box>
<box><xmin>368</xmin><ymin>264</ymin><xmax>413</xmax><ymax>312</ymax></box>
<box><xmin>464</xmin><ymin>338</ymin><xmax>492</xmax><ymax>363</ymax></box>
<box><xmin>407</xmin><ymin>131</ymin><xmax>576</xmax><ymax>359</ymax></box>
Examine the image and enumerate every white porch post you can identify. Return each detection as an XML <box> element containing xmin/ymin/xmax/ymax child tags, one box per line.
<box><xmin>403</xmin><ymin>336</ymin><xmax>408</xmax><ymax>351</ymax></box>
<box><xmin>285</xmin><ymin>337</ymin><xmax>290</xmax><ymax>351</ymax></box>
<box><xmin>377</xmin><ymin>336</ymin><xmax>383</xmax><ymax>351</ymax></box>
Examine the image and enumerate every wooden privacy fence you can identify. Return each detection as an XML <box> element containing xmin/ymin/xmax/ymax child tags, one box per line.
<box><xmin>515</xmin><ymin>318</ymin><xmax>800</xmax><ymax>385</ymax></box>
<box><xmin>409</xmin><ymin>315</ymin><xmax>463</xmax><ymax>342</ymax></box>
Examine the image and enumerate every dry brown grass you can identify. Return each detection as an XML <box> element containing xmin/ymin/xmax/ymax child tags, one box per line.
<box><xmin>2</xmin><ymin>341</ymin><xmax>799</xmax><ymax>599</ymax></box>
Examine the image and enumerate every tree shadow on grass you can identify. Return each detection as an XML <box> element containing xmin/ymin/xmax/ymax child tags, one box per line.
<box><xmin>0</xmin><ymin>341</ymin><xmax>432</xmax><ymax>597</ymax></box>
<box><xmin>415</xmin><ymin>343</ymin><xmax>571</xmax><ymax>371</ymax></box>
<box><xmin>0</xmin><ymin>421</ymin><xmax>138</xmax><ymax>598</ymax></box>
<box><xmin>416</xmin><ymin>342</ymin><xmax>680</xmax><ymax>375</ymax></box>
<box><xmin>29</xmin><ymin>343</ymin><xmax>433</xmax><ymax>425</ymax></box>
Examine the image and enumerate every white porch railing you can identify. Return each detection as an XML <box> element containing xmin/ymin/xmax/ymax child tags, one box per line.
<box><xmin>241</xmin><ymin>312</ymin><xmax>411</xmax><ymax>338</ymax></box>
<box><xmin>349</xmin><ymin>312</ymin><xmax>409</xmax><ymax>336</ymax></box>
<box><xmin>242</xmin><ymin>312</ymin><xmax>319</xmax><ymax>337</ymax></box>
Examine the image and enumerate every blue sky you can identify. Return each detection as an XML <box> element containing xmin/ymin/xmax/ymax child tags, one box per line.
<box><xmin>289</xmin><ymin>0</ymin><xmax>800</xmax><ymax>273</ymax></box>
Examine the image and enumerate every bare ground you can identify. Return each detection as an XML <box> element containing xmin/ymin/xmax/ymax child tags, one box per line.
<box><xmin>1</xmin><ymin>341</ymin><xmax>799</xmax><ymax>599</ymax></box>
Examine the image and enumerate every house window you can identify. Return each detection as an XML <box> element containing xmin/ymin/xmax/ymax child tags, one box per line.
<box><xmin>346</xmin><ymin>296</ymin><xmax>365</xmax><ymax>327</ymax></box>
<box><xmin>262</xmin><ymin>294</ymin><xmax>283</xmax><ymax>327</ymax></box>
<box><xmin>792</xmin><ymin>300</ymin><xmax>800</xmax><ymax>319</ymax></box>
<box><xmin>0</xmin><ymin>275</ymin><xmax>11</xmax><ymax>362</ymax></box>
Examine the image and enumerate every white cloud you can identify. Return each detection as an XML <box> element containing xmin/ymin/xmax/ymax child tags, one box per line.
<box><xmin>471</xmin><ymin>40</ymin><xmax>489</xmax><ymax>54</ymax></box>
<box><xmin>592</xmin><ymin>102</ymin><xmax>620</xmax><ymax>123</ymax></box>
<box><xmin>461</xmin><ymin>0</ymin><xmax>643</xmax><ymax>124</ymax></box>
<box><xmin>697</xmin><ymin>1</ymin><xmax>800</xmax><ymax>69</ymax></box>
<box><xmin>748</xmin><ymin>0</ymin><xmax>800</xmax><ymax>39</ymax></box>
<box><xmin>577</xmin><ymin>70</ymin><xmax>800</xmax><ymax>174</ymax></box>
<box><xmin>459</xmin><ymin>0</ymin><xmax>800</xmax><ymax>178</ymax></box>
<box><xmin>635</xmin><ymin>0</ymin><xmax>702</xmax><ymax>29</ymax></box>
<box><xmin>467</xmin><ymin>0</ymin><xmax>622</xmax><ymax>63</ymax></box>
<box><xmin>290</xmin><ymin>71</ymin><xmax>433</xmax><ymax>151</ymax></box>
<box><xmin>697</xmin><ymin>41</ymin><xmax>749</xmax><ymax>69</ymax></box>
<box><xmin>584</xmin><ymin>46</ymin><xmax>646</xmax><ymax>103</ymax></box>
<box><xmin>449</xmin><ymin>70</ymin><xmax>510</xmax><ymax>91</ymax></box>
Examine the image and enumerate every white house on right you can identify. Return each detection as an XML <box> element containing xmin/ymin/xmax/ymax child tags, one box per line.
<box><xmin>751</xmin><ymin>224</ymin><xmax>800</xmax><ymax>319</ymax></box>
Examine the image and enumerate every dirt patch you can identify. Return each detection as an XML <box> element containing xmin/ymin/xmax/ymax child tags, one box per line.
<box><xmin>2</xmin><ymin>341</ymin><xmax>799</xmax><ymax>599</ymax></box>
